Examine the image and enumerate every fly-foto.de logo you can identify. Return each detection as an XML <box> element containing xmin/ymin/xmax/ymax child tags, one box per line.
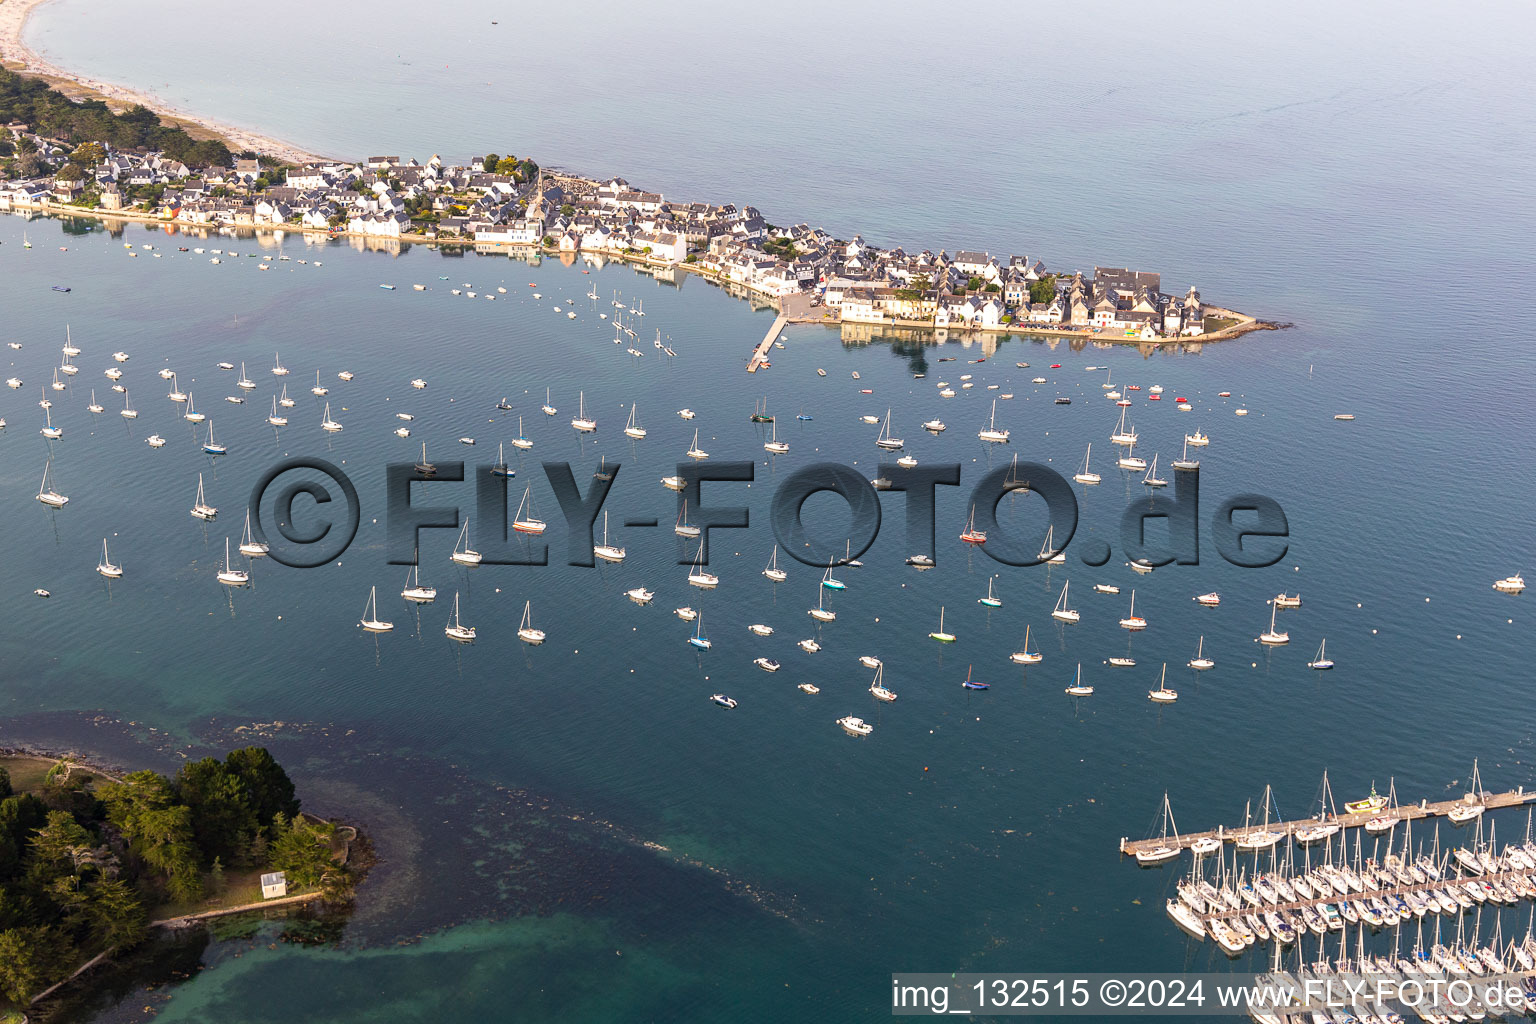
<box><xmin>247</xmin><ymin>457</ymin><xmax>1290</xmax><ymax>571</ymax></box>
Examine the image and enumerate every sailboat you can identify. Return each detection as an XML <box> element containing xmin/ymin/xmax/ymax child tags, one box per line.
<box><xmin>762</xmin><ymin>547</ymin><xmax>786</xmax><ymax>582</ymax></box>
<box><xmin>1039</xmin><ymin>525</ymin><xmax>1066</xmax><ymax>564</ymax></box>
<box><xmin>1073</xmin><ymin>444</ymin><xmax>1100</xmax><ymax>484</ymax></box>
<box><xmin>320</xmin><ymin>402</ymin><xmax>342</xmax><ymax>432</ymax></box>
<box><xmin>763</xmin><ymin>420</ymin><xmax>789</xmax><ymax>454</ymax></box>
<box><xmin>1118</xmin><ymin>590</ymin><xmax>1147</xmax><ymax>630</ymax></box>
<box><xmin>190</xmin><ymin>473</ymin><xmax>217</xmax><ymax>519</ymax></box>
<box><xmin>1447</xmin><ymin>760</ymin><xmax>1486</xmax><ymax>824</ymax></box>
<box><xmin>86</xmin><ymin>388</ymin><xmax>103</xmax><ymax>414</ymax></box>
<box><xmin>511</xmin><ymin>415</ymin><xmax>533</xmax><ymax>450</ymax></box>
<box><xmin>1011</xmin><ymin>625</ymin><xmax>1043</xmax><ymax>664</ymax></box>
<box><xmin>450</xmin><ymin>519</ymin><xmax>482</xmax><ymax>565</ymax></box>
<box><xmin>961</xmin><ymin>665</ymin><xmax>989</xmax><ymax>690</ymax></box>
<box><xmin>1188</xmin><ymin>636</ymin><xmax>1214</xmax><ymax>670</ymax></box>
<box><xmin>541</xmin><ymin>387</ymin><xmax>557</xmax><ymax>416</ymax></box>
<box><xmin>1116</xmin><ymin>444</ymin><xmax>1146</xmax><ymax>471</ymax></box>
<box><xmin>869</xmin><ymin>663</ymin><xmax>897</xmax><ymax>702</ymax></box>
<box><xmin>750</xmin><ymin>397</ymin><xmax>774</xmax><ymax>423</ymax></box>
<box><xmin>237</xmin><ymin>362</ymin><xmax>256</xmax><ymax>390</ymax></box>
<box><xmin>808</xmin><ymin>583</ymin><xmax>836</xmax><ymax>622</ymax></box>
<box><xmin>875</xmin><ymin>409</ymin><xmax>903</xmax><ymax>450</ymax></box>
<box><xmin>272</xmin><ymin>352</ymin><xmax>289</xmax><ymax>376</ymax></box>
<box><xmin>1148</xmin><ymin>662</ymin><xmax>1178</xmax><ymax>703</ymax></box>
<box><xmin>500</xmin><ymin>483</ymin><xmax>542</xmax><ymax>535</ymax></box>
<box><xmin>444</xmin><ymin>592</ymin><xmax>476</xmax><ymax>642</ymax></box>
<box><xmin>928</xmin><ymin>605</ymin><xmax>956</xmax><ymax>642</ymax></box>
<box><xmin>686</xmin><ymin>428</ymin><xmax>709</xmax><ymax>460</ymax></box>
<box><xmin>1308</xmin><ymin>639</ymin><xmax>1334</xmax><ymax>670</ymax></box>
<box><xmin>401</xmin><ymin>561</ymin><xmax>436</xmax><ymax>602</ymax></box>
<box><xmin>491</xmin><ymin>442</ymin><xmax>513</xmax><ymax>478</ymax></box>
<box><xmin>1064</xmin><ymin>663</ymin><xmax>1093</xmax><ymax>696</ymax></box>
<box><xmin>571</xmin><ymin>391</ymin><xmax>596</xmax><ymax>432</ymax></box>
<box><xmin>1051</xmin><ymin>580</ymin><xmax>1079</xmax><ymax>622</ymax></box>
<box><xmin>624</xmin><ymin>404</ymin><xmax>646</xmax><ymax>439</ymax></box>
<box><xmin>1142</xmin><ymin>453</ymin><xmax>1167</xmax><ymax>487</ymax></box>
<box><xmin>1171</xmin><ymin>438</ymin><xmax>1200</xmax><ymax>472</ymax></box>
<box><xmin>594</xmin><ymin>510</ymin><xmax>625</xmax><ymax>562</ymax></box>
<box><xmin>1134</xmin><ymin>793</ymin><xmax>1183</xmax><ymax>864</ymax></box>
<box><xmin>238</xmin><ymin>511</ymin><xmax>269</xmax><ymax>556</ymax></box>
<box><xmin>120</xmin><ymin>389</ymin><xmax>138</xmax><ymax>419</ymax></box>
<box><xmin>820</xmin><ymin>563</ymin><xmax>845</xmax><ymax>591</ymax></box>
<box><xmin>278</xmin><ymin>383</ymin><xmax>295</xmax><ymax>408</ymax></box>
<box><xmin>1258</xmin><ymin>602</ymin><xmax>1289</xmax><ymax>645</ymax></box>
<box><xmin>977</xmin><ymin>399</ymin><xmax>1009</xmax><ymax>442</ymax></box>
<box><xmin>40</xmin><ymin>407</ymin><xmax>61</xmax><ymax>439</ymax></box>
<box><xmin>267</xmin><ymin>396</ymin><xmax>287</xmax><ymax>426</ymax></box>
<box><xmin>959</xmin><ymin>505</ymin><xmax>987</xmax><ymax>544</ymax></box>
<box><xmin>517</xmin><ymin>600</ymin><xmax>546</xmax><ymax>644</ymax></box>
<box><xmin>978</xmin><ymin>576</ymin><xmax>1002</xmax><ymax>608</ymax></box>
<box><xmin>1110</xmin><ymin>406</ymin><xmax>1138</xmax><ymax>445</ymax></box>
<box><xmin>96</xmin><ymin>538</ymin><xmax>122</xmax><ymax>578</ymax></box>
<box><xmin>163</xmin><ymin>371</ymin><xmax>186</xmax><ymax>403</ymax></box>
<box><xmin>216</xmin><ymin>538</ymin><xmax>250</xmax><ymax>586</ymax></box>
<box><xmin>685</xmin><ymin>612</ymin><xmax>711</xmax><ymax>651</ymax></box>
<box><xmin>687</xmin><ymin>544</ymin><xmax>719</xmax><ymax>588</ymax></box>
<box><xmin>310</xmin><ymin>369</ymin><xmax>327</xmax><ymax>396</ymax></box>
<box><xmin>202</xmin><ymin>420</ymin><xmax>226</xmax><ymax>455</ymax></box>
<box><xmin>359</xmin><ymin>586</ymin><xmax>393</xmax><ymax>632</ymax></box>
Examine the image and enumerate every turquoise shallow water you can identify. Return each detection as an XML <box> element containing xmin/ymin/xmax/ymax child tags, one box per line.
<box><xmin>7</xmin><ymin>1</ymin><xmax>1536</xmax><ymax>1020</ymax></box>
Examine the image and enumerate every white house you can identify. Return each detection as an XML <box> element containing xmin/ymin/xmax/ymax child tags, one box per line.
<box><xmin>260</xmin><ymin>871</ymin><xmax>288</xmax><ymax>899</ymax></box>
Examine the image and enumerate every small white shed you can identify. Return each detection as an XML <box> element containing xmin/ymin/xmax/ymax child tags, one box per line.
<box><xmin>260</xmin><ymin>871</ymin><xmax>288</xmax><ymax>899</ymax></box>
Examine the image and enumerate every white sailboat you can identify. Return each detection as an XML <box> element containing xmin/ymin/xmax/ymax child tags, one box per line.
<box><xmin>1188</xmin><ymin>636</ymin><xmax>1214</xmax><ymax>670</ymax></box>
<box><xmin>928</xmin><ymin>605</ymin><xmax>956</xmax><ymax>642</ymax></box>
<box><xmin>511</xmin><ymin>415</ymin><xmax>533</xmax><ymax>450</ymax></box>
<box><xmin>763</xmin><ymin>419</ymin><xmax>789</xmax><ymax>454</ymax></box>
<box><xmin>190</xmin><ymin>473</ymin><xmax>217</xmax><ymax>519</ymax></box>
<box><xmin>624</xmin><ymin>404</ymin><xmax>646</xmax><ymax>439</ymax></box>
<box><xmin>1110</xmin><ymin>406</ymin><xmax>1138</xmax><ymax>445</ymax></box>
<box><xmin>184</xmin><ymin>393</ymin><xmax>205</xmax><ymax>422</ymax></box>
<box><xmin>120</xmin><ymin>389</ymin><xmax>138</xmax><ymax>419</ymax></box>
<box><xmin>359</xmin><ymin>586</ymin><xmax>393</xmax><ymax>632</ymax></box>
<box><xmin>87</xmin><ymin>389</ymin><xmax>103</xmax><ymax>414</ymax></box>
<box><xmin>40</xmin><ymin>407</ymin><xmax>61</xmax><ymax>439</ymax></box>
<box><xmin>1116</xmin><ymin>444</ymin><xmax>1145</xmax><ymax>471</ymax></box>
<box><xmin>809</xmin><ymin>585</ymin><xmax>836</xmax><ymax>622</ymax></box>
<box><xmin>1148</xmin><ymin>662</ymin><xmax>1178</xmax><ymax>703</ymax></box>
<box><xmin>1142</xmin><ymin>453</ymin><xmax>1167</xmax><ymax>487</ymax></box>
<box><xmin>1171</xmin><ymin>438</ymin><xmax>1200</xmax><ymax>471</ymax></box>
<box><xmin>687</xmin><ymin>613</ymin><xmax>711</xmax><ymax>650</ymax></box>
<box><xmin>444</xmin><ymin>592</ymin><xmax>476</xmax><ymax>642</ymax></box>
<box><xmin>686</xmin><ymin>428</ymin><xmax>709</xmax><ymax>460</ymax></box>
<box><xmin>1064</xmin><ymin>663</ymin><xmax>1093</xmax><ymax>696</ymax></box>
<box><xmin>278</xmin><ymin>383</ymin><xmax>295</xmax><ymax>408</ymax></box>
<box><xmin>541</xmin><ymin>387</ymin><xmax>557</xmax><ymax>416</ymax></box>
<box><xmin>978</xmin><ymin>576</ymin><xmax>1002</xmax><ymax>608</ymax></box>
<box><xmin>1011</xmin><ymin>625</ymin><xmax>1043</xmax><ymax>664</ymax></box>
<box><xmin>450</xmin><ymin>519</ymin><xmax>482</xmax><ymax>565</ymax></box>
<box><xmin>517</xmin><ymin>600</ymin><xmax>546</xmax><ymax>644</ymax></box>
<box><xmin>401</xmin><ymin>562</ymin><xmax>436</xmax><ymax>603</ymax></box>
<box><xmin>1307</xmin><ymin>639</ymin><xmax>1334</xmax><ymax>670</ymax></box>
<box><xmin>268</xmin><ymin>396</ymin><xmax>287</xmax><ymax>426</ymax></box>
<box><xmin>167</xmin><ymin>372</ymin><xmax>187</xmax><ymax>403</ymax></box>
<box><xmin>1258</xmin><ymin>602</ymin><xmax>1289</xmax><ymax>645</ymax></box>
<box><xmin>320</xmin><ymin>402</ymin><xmax>342</xmax><ymax>432</ymax></box>
<box><xmin>1119</xmin><ymin>590</ymin><xmax>1147</xmax><ymax>630</ymax></box>
<box><xmin>672</xmin><ymin>500</ymin><xmax>701</xmax><ymax>539</ymax></box>
<box><xmin>272</xmin><ymin>352</ymin><xmax>289</xmax><ymax>376</ymax></box>
<box><xmin>237</xmin><ymin>362</ymin><xmax>256</xmax><ymax>390</ymax></box>
<box><xmin>875</xmin><ymin>409</ymin><xmax>903</xmax><ymax>450</ymax></box>
<box><xmin>571</xmin><ymin>390</ymin><xmax>596</xmax><ymax>433</ymax></box>
<box><xmin>1051</xmin><ymin>580</ymin><xmax>1079</xmax><ymax>622</ymax></box>
<box><xmin>594</xmin><ymin>510</ymin><xmax>625</xmax><ymax>562</ymax></box>
<box><xmin>763</xmin><ymin>547</ymin><xmax>787</xmax><ymax>582</ymax></box>
<box><xmin>686</xmin><ymin>544</ymin><xmax>719</xmax><ymax>588</ymax></box>
<box><xmin>96</xmin><ymin>538</ymin><xmax>123</xmax><ymax>578</ymax></box>
<box><xmin>513</xmin><ymin>485</ymin><xmax>546</xmax><ymax>534</ymax></box>
<box><xmin>1133</xmin><ymin>792</ymin><xmax>1183</xmax><ymax>864</ymax></box>
<box><xmin>216</xmin><ymin>537</ymin><xmax>250</xmax><ymax>586</ymax></box>
<box><xmin>1038</xmin><ymin>524</ymin><xmax>1066</xmax><ymax>565</ymax></box>
<box><xmin>239</xmin><ymin>510</ymin><xmax>269</xmax><ymax>556</ymax></box>
<box><xmin>1073</xmin><ymin>443</ymin><xmax>1100</xmax><ymax>484</ymax></box>
<box><xmin>310</xmin><ymin>369</ymin><xmax>327</xmax><ymax>396</ymax></box>
<box><xmin>202</xmin><ymin>420</ymin><xmax>226</xmax><ymax>455</ymax></box>
<box><xmin>869</xmin><ymin>663</ymin><xmax>897</xmax><ymax>702</ymax></box>
<box><xmin>977</xmin><ymin>399</ymin><xmax>1009</xmax><ymax>443</ymax></box>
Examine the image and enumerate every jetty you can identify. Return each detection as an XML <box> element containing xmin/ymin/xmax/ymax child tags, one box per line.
<box><xmin>747</xmin><ymin>313</ymin><xmax>787</xmax><ymax>372</ymax></box>
<box><xmin>1120</xmin><ymin>787</ymin><xmax>1536</xmax><ymax>859</ymax></box>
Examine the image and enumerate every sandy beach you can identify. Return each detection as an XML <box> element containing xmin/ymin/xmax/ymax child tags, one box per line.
<box><xmin>0</xmin><ymin>0</ymin><xmax>327</xmax><ymax>162</ymax></box>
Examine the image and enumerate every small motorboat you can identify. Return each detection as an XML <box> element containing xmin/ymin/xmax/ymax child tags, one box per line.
<box><xmin>33</xmin><ymin>589</ymin><xmax>50</xmax><ymax>598</ymax></box>
<box><xmin>798</xmin><ymin>683</ymin><xmax>820</xmax><ymax>694</ymax></box>
<box><xmin>52</xmin><ymin>285</ymin><xmax>71</xmax><ymax>293</ymax></box>
<box><xmin>1054</xmin><ymin>397</ymin><xmax>1071</xmax><ymax>405</ymax></box>
<box><xmin>753</xmin><ymin>657</ymin><xmax>781</xmax><ymax>673</ymax></box>
<box><xmin>1194</xmin><ymin>593</ymin><xmax>1221</xmax><ymax>606</ymax></box>
<box><xmin>711</xmin><ymin>694</ymin><xmax>738</xmax><ymax>709</ymax></box>
<box><xmin>838</xmin><ymin>716</ymin><xmax>872</xmax><ymax>735</ymax></box>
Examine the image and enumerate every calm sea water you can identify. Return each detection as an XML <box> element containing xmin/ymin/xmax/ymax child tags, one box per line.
<box><xmin>8</xmin><ymin>2</ymin><xmax>1536</xmax><ymax>1020</ymax></box>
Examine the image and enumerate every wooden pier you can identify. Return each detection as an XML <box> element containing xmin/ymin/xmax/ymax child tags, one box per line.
<box><xmin>747</xmin><ymin>313</ymin><xmax>787</xmax><ymax>372</ymax></box>
<box><xmin>1121</xmin><ymin>788</ymin><xmax>1536</xmax><ymax>858</ymax></box>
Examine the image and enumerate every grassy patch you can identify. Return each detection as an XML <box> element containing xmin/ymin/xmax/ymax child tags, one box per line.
<box><xmin>152</xmin><ymin>868</ymin><xmax>316</xmax><ymax>921</ymax></box>
<box><xmin>1</xmin><ymin>754</ymin><xmax>102</xmax><ymax>794</ymax></box>
<box><xmin>1204</xmin><ymin>316</ymin><xmax>1238</xmax><ymax>333</ymax></box>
